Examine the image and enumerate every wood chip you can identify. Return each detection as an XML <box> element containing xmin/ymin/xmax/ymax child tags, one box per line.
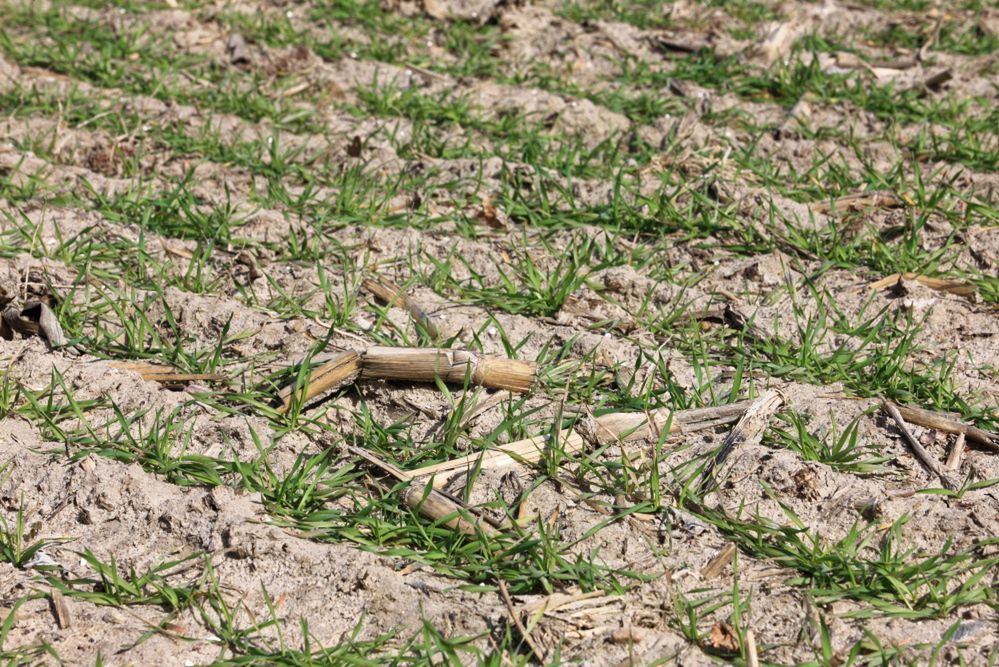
<box><xmin>945</xmin><ymin>432</ymin><xmax>966</xmax><ymax>471</ymax></box>
<box><xmin>226</xmin><ymin>33</ymin><xmax>251</xmax><ymax>65</ymax></box>
<box><xmin>611</xmin><ymin>625</ymin><xmax>644</xmax><ymax>644</ymax></box>
<box><xmin>422</xmin><ymin>0</ymin><xmax>448</xmax><ymax>20</ymax></box>
<box><xmin>701</xmin><ymin>543</ymin><xmax>736</xmax><ymax>578</ymax></box>
<box><xmin>50</xmin><ymin>589</ymin><xmax>71</xmax><ymax>629</ymax></box>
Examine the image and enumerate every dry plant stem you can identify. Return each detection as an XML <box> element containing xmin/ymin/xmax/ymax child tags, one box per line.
<box><xmin>108</xmin><ymin>361</ymin><xmax>225</xmax><ymax>383</ymax></box>
<box><xmin>745</xmin><ymin>629</ymin><xmax>759</xmax><ymax>667</ymax></box>
<box><xmin>363</xmin><ymin>278</ymin><xmax>441</xmax><ymax>339</ymax></box>
<box><xmin>867</xmin><ymin>273</ymin><xmax>975</xmax><ymax>297</ymax></box>
<box><xmin>891</xmin><ymin>403</ymin><xmax>998</xmax><ymax>451</ymax></box>
<box><xmin>701</xmin><ymin>543</ymin><xmax>737</xmax><ymax>578</ymax></box>
<box><xmin>497</xmin><ymin>578</ymin><xmax>546</xmax><ymax>664</ymax></box>
<box><xmin>773</xmin><ymin>97</ymin><xmax>811</xmax><ymax>139</ymax></box>
<box><xmin>882</xmin><ymin>402</ymin><xmax>959</xmax><ymax>490</ymax></box>
<box><xmin>398</xmin><ymin>485</ymin><xmax>500</xmax><ymax>537</ymax></box>
<box><xmin>521</xmin><ymin>591</ymin><xmax>605</xmax><ymax>622</ymax></box>
<box><xmin>946</xmin><ymin>432</ymin><xmax>966</xmax><ymax>471</ymax></box>
<box><xmin>809</xmin><ymin>191</ymin><xmax>903</xmax><ymax>214</ymax></box>
<box><xmin>347</xmin><ymin>446</ymin><xmax>500</xmax><ymax>537</ymax></box>
<box><xmin>404</xmin><ymin>431</ymin><xmax>585</xmax><ymax>486</ymax></box>
<box><xmin>361</xmin><ymin>347</ymin><xmax>535</xmax><ymax>393</ymax></box>
<box><xmin>592</xmin><ymin>399</ymin><xmax>761</xmax><ymax>445</ymax></box>
<box><xmin>275</xmin><ymin>351</ymin><xmax>361</xmax><ymax>414</ymax></box>
<box><xmin>698</xmin><ymin>390</ymin><xmax>783</xmax><ymax>492</ymax></box>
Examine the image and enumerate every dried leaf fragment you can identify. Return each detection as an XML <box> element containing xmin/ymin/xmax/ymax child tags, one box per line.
<box><xmin>709</xmin><ymin>620</ymin><xmax>739</xmax><ymax>653</ymax></box>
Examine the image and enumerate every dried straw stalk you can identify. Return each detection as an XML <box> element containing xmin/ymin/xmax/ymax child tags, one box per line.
<box><xmin>882</xmin><ymin>402</ymin><xmax>959</xmax><ymax>490</ymax></box>
<box><xmin>590</xmin><ymin>398</ymin><xmax>762</xmax><ymax>445</ymax></box>
<box><xmin>891</xmin><ymin>403</ymin><xmax>998</xmax><ymax>452</ymax></box>
<box><xmin>403</xmin><ymin>430</ymin><xmax>584</xmax><ymax>485</ymax></box>
<box><xmin>108</xmin><ymin>361</ymin><xmax>225</xmax><ymax>384</ymax></box>
<box><xmin>407</xmin><ymin>399</ymin><xmax>773</xmax><ymax>485</ymax></box>
<box><xmin>363</xmin><ymin>278</ymin><xmax>441</xmax><ymax>338</ymax></box>
<box><xmin>348</xmin><ymin>446</ymin><xmax>499</xmax><ymax>536</ymax></box>
<box><xmin>867</xmin><ymin>273</ymin><xmax>975</xmax><ymax>297</ymax></box>
<box><xmin>274</xmin><ymin>351</ymin><xmax>361</xmax><ymax>414</ymax></box>
<box><xmin>361</xmin><ymin>347</ymin><xmax>535</xmax><ymax>393</ymax></box>
<box><xmin>809</xmin><ymin>190</ymin><xmax>903</xmax><ymax>214</ymax></box>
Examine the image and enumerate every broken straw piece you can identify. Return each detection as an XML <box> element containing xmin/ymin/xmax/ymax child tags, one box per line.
<box><xmin>275</xmin><ymin>350</ymin><xmax>362</xmax><ymax>414</ymax></box>
<box><xmin>360</xmin><ymin>347</ymin><xmax>535</xmax><ymax>393</ymax></box>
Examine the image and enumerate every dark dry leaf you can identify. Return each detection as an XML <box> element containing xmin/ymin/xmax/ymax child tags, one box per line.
<box><xmin>346</xmin><ymin>135</ymin><xmax>363</xmax><ymax>158</ymax></box>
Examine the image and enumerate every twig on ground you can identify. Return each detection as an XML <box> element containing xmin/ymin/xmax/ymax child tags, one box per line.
<box><xmin>881</xmin><ymin>402</ymin><xmax>959</xmax><ymax>490</ymax></box>
<box><xmin>890</xmin><ymin>403</ymin><xmax>997</xmax><ymax>452</ymax></box>
<box><xmin>49</xmin><ymin>589</ymin><xmax>71</xmax><ymax>629</ymax></box>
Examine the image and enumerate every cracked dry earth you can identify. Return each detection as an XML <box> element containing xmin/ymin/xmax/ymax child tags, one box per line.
<box><xmin>0</xmin><ymin>0</ymin><xmax>998</xmax><ymax>665</ymax></box>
